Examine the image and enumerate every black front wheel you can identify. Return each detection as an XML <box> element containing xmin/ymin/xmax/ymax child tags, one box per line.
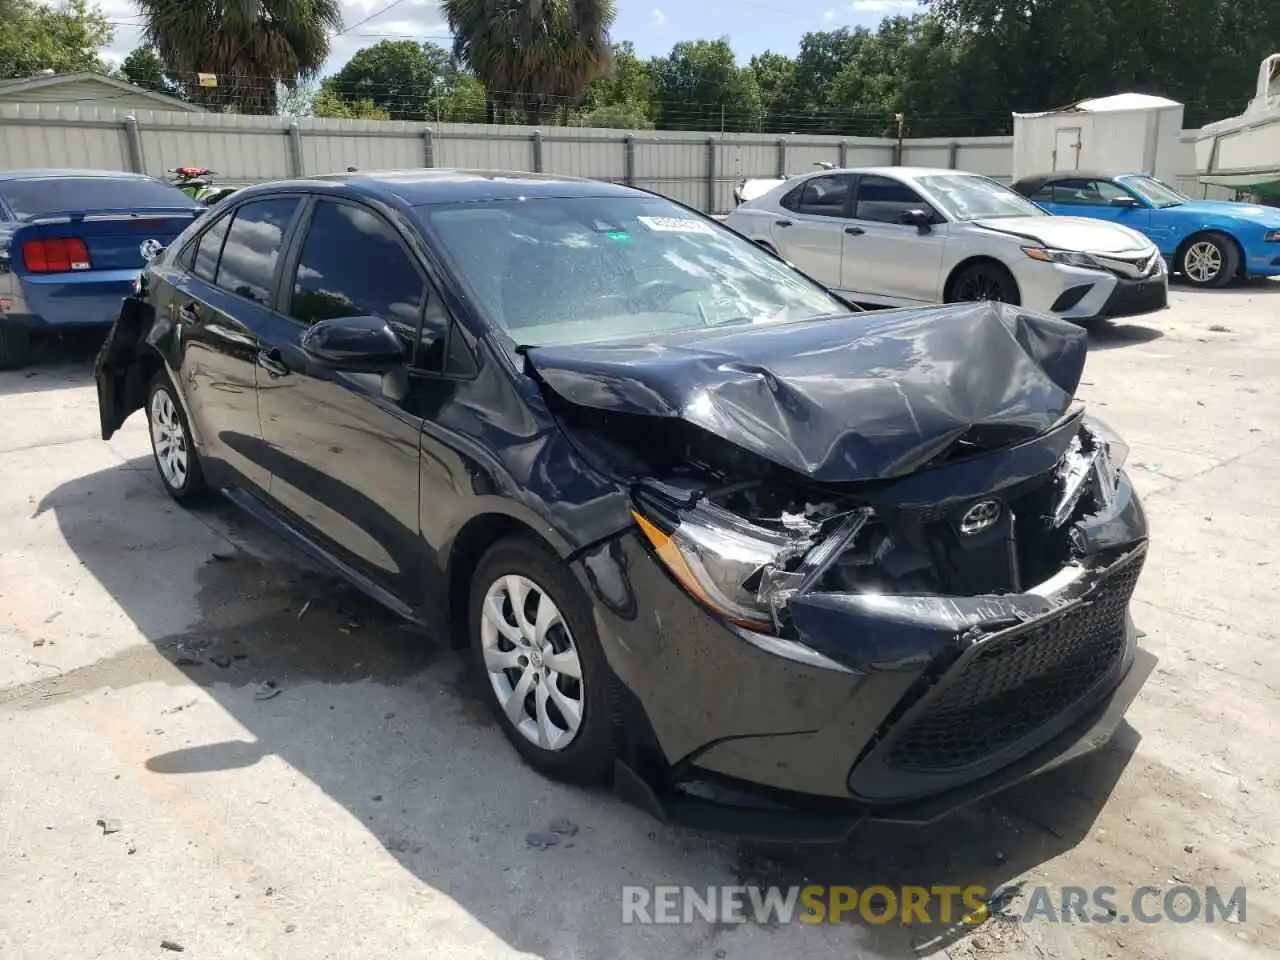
<box><xmin>947</xmin><ymin>262</ymin><xmax>1021</xmax><ymax>305</ymax></box>
<box><xmin>468</xmin><ymin>537</ymin><xmax>621</xmax><ymax>784</ymax></box>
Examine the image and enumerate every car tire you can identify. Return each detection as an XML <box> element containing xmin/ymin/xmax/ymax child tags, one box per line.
<box><xmin>0</xmin><ymin>322</ymin><xmax>32</xmax><ymax>371</ymax></box>
<box><xmin>1179</xmin><ymin>233</ymin><xmax>1239</xmax><ymax>288</ymax></box>
<box><xmin>468</xmin><ymin>536</ymin><xmax>621</xmax><ymax>785</ymax></box>
<box><xmin>947</xmin><ymin>261</ymin><xmax>1021</xmax><ymax>305</ymax></box>
<box><xmin>146</xmin><ymin>370</ymin><xmax>208</xmax><ymax>504</ymax></box>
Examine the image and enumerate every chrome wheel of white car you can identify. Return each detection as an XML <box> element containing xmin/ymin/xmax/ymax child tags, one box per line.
<box><xmin>146</xmin><ymin>373</ymin><xmax>206</xmax><ymax>503</ymax></box>
<box><xmin>480</xmin><ymin>573</ymin><xmax>585</xmax><ymax>751</ymax></box>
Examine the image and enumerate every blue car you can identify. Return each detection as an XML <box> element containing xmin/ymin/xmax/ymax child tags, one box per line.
<box><xmin>1011</xmin><ymin>171</ymin><xmax>1280</xmax><ymax>288</ymax></box>
<box><xmin>0</xmin><ymin>169</ymin><xmax>203</xmax><ymax>368</ymax></box>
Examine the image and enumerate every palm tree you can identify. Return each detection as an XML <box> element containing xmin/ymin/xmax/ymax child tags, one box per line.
<box><xmin>135</xmin><ymin>0</ymin><xmax>342</xmax><ymax>115</ymax></box>
<box><xmin>442</xmin><ymin>0</ymin><xmax>616</xmax><ymax>125</ymax></box>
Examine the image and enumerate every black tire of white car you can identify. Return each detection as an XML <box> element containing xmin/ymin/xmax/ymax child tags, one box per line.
<box><xmin>947</xmin><ymin>262</ymin><xmax>1021</xmax><ymax>306</ymax></box>
<box><xmin>1179</xmin><ymin>232</ymin><xmax>1239</xmax><ymax>288</ymax></box>
<box><xmin>0</xmin><ymin>323</ymin><xmax>32</xmax><ymax>371</ymax></box>
<box><xmin>147</xmin><ymin>371</ymin><xmax>208</xmax><ymax>503</ymax></box>
<box><xmin>468</xmin><ymin>537</ymin><xmax>621</xmax><ymax>785</ymax></box>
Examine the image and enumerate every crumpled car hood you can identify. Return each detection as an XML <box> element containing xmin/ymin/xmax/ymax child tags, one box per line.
<box><xmin>524</xmin><ymin>301</ymin><xmax>1088</xmax><ymax>483</ymax></box>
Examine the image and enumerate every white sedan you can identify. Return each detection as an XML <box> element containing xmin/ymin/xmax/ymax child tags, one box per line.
<box><xmin>723</xmin><ymin>166</ymin><xmax>1169</xmax><ymax>323</ymax></box>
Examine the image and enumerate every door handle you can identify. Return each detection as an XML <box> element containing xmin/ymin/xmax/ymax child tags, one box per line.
<box><xmin>177</xmin><ymin>303</ymin><xmax>199</xmax><ymax>323</ymax></box>
<box><xmin>775</xmin><ymin>219</ymin><xmax>793</xmax><ymax>228</ymax></box>
<box><xmin>256</xmin><ymin>347</ymin><xmax>289</xmax><ymax>378</ymax></box>
<box><xmin>844</xmin><ymin>226</ymin><xmax>866</xmax><ymax>236</ymax></box>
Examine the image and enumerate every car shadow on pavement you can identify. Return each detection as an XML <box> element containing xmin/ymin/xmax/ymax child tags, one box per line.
<box><xmin>1087</xmin><ymin>322</ymin><xmax>1165</xmax><ymax>351</ymax></box>
<box><xmin>30</xmin><ymin>458</ymin><xmax>1143</xmax><ymax>960</ymax></box>
<box><xmin>0</xmin><ymin>330</ymin><xmax>103</xmax><ymax>397</ymax></box>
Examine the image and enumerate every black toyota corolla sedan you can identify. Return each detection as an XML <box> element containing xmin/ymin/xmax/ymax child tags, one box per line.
<box><xmin>94</xmin><ymin>170</ymin><xmax>1153</xmax><ymax>839</ymax></box>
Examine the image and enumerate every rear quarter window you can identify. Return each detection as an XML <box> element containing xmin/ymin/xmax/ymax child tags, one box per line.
<box><xmin>0</xmin><ymin>176</ymin><xmax>196</xmax><ymax>220</ymax></box>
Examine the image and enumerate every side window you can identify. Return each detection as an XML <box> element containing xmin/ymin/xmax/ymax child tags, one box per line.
<box><xmin>854</xmin><ymin>175</ymin><xmax>933</xmax><ymax>224</ymax></box>
<box><xmin>288</xmin><ymin>200</ymin><xmax>438</xmax><ymax>367</ymax></box>
<box><xmin>191</xmin><ymin>212</ymin><xmax>231</xmax><ymax>283</ymax></box>
<box><xmin>1029</xmin><ymin>184</ymin><xmax>1056</xmax><ymax>202</ymax></box>
<box><xmin>1088</xmin><ymin>179</ymin><xmax>1133</xmax><ymax>203</ymax></box>
<box><xmin>795</xmin><ymin>175</ymin><xmax>851</xmax><ymax>217</ymax></box>
<box><xmin>779</xmin><ymin>184</ymin><xmax>804</xmax><ymax>212</ymax></box>
<box><xmin>1048</xmin><ymin>178</ymin><xmax>1128</xmax><ymax>205</ymax></box>
<box><xmin>213</xmin><ymin>197</ymin><xmax>299</xmax><ymax>304</ymax></box>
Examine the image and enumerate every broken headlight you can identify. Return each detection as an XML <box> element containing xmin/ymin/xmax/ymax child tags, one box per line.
<box><xmin>632</xmin><ymin>501</ymin><xmax>807</xmax><ymax>633</ymax></box>
<box><xmin>1082</xmin><ymin>414</ymin><xmax>1129</xmax><ymax>469</ymax></box>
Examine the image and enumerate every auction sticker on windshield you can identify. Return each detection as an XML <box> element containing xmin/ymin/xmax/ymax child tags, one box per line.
<box><xmin>637</xmin><ymin>215</ymin><xmax>715</xmax><ymax>234</ymax></box>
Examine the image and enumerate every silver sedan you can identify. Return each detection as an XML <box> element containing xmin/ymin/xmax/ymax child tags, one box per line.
<box><xmin>723</xmin><ymin>166</ymin><xmax>1169</xmax><ymax>323</ymax></box>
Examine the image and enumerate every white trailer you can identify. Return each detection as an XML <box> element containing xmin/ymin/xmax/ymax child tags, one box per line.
<box><xmin>1012</xmin><ymin>92</ymin><xmax>1186</xmax><ymax>184</ymax></box>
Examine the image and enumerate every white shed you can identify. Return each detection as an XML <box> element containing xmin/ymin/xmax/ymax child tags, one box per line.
<box><xmin>1012</xmin><ymin>92</ymin><xmax>1185</xmax><ymax>184</ymax></box>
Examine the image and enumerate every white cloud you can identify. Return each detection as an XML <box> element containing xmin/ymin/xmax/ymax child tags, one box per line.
<box><xmin>823</xmin><ymin>8</ymin><xmax>837</xmax><ymax>20</ymax></box>
<box><xmin>651</xmin><ymin>8</ymin><xmax>666</xmax><ymax>26</ymax></box>
<box><xmin>850</xmin><ymin>0</ymin><xmax>917</xmax><ymax>12</ymax></box>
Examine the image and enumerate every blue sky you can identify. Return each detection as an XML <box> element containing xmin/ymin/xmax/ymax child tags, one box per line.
<box><xmin>93</xmin><ymin>0</ymin><xmax>922</xmax><ymax>76</ymax></box>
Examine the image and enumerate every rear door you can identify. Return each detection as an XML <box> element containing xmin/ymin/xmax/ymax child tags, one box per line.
<box><xmin>154</xmin><ymin>195</ymin><xmax>303</xmax><ymax>492</ymax></box>
<box><xmin>769</xmin><ymin>174</ymin><xmax>855</xmax><ymax>290</ymax></box>
<box><xmin>839</xmin><ymin>174</ymin><xmax>948</xmax><ymax>303</ymax></box>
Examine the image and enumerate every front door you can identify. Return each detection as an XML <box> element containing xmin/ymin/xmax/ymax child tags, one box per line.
<box><xmin>770</xmin><ymin>173</ymin><xmax>855</xmax><ymax>290</ymax></box>
<box><xmin>156</xmin><ymin>195</ymin><xmax>302</xmax><ymax>491</ymax></box>
<box><xmin>256</xmin><ymin>197</ymin><xmax>438</xmax><ymax>601</ymax></box>
<box><xmin>838</xmin><ymin>174</ymin><xmax>947</xmax><ymax>303</ymax></box>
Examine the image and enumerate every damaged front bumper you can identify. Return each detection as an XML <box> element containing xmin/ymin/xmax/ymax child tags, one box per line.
<box><xmin>582</xmin><ymin>414</ymin><xmax>1153</xmax><ymax>839</ymax></box>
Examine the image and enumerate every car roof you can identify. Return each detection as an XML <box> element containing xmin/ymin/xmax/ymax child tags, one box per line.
<box><xmin>232</xmin><ymin>168</ymin><xmax>645</xmax><ymax>207</ymax></box>
<box><xmin>791</xmin><ymin>166</ymin><xmax>982</xmax><ymax>180</ymax></box>
<box><xmin>0</xmin><ymin>168</ymin><xmax>162</xmax><ymax>182</ymax></box>
<box><xmin>1012</xmin><ymin>171</ymin><xmax>1146</xmax><ymax>190</ymax></box>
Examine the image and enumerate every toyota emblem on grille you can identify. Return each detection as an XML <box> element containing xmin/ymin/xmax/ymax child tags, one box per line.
<box><xmin>139</xmin><ymin>238</ymin><xmax>164</xmax><ymax>262</ymax></box>
<box><xmin>959</xmin><ymin>499</ymin><xmax>1002</xmax><ymax>535</ymax></box>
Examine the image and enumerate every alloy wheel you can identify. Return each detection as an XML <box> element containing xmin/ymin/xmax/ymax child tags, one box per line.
<box><xmin>480</xmin><ymin>574</ymin><xmax>584</xmax><ymax>751</ymax></box>
<box><xmin>956</xmin><ymin>273</ymin><xmax>1005</xmax><ymax>301</ymax></box>
<box><xmin>149</xmin><ymin>388</ymin><xmax>189</xmax><ymax>490</ymax></box>
<box><xmin>1183</xmin><ymin>241</ymin><xmax>1222</xmax><ymax>284</ymax></box>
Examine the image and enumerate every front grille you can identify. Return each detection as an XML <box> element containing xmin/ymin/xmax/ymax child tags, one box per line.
<box><xmin>1102</xmin><ymin>276</ymin><xmax>1167</xmax><ymax>318</ymax></box>
<box><xmin>885</xmin><ymin>550</ymin><xmax>1145</xmax><ymax>773</ymax></box>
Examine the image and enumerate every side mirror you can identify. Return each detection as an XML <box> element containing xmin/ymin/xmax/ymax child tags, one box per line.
<box><xmin>300</xmin><ymin>315</ymin><xmax>407</xmax><ymax>371</ymax></box>
<box><xmin>1109</xmin><ymin>196</ymin><xmax>1141</xmax><ymax>208</ymax></box>
<box><xmin>898</xmin><ymin>208</ymin><xmax>934</xmax><ymax>232</ymax></box>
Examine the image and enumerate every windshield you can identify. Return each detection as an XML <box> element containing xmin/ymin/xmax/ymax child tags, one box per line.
<box><xmin>417</xmin><ymin>195</ymin><xmax>849</xmax><ymax>347</ymax></box>
<box><xmin>0</xmin><ymin>176</ymin><xmax>197</xmax><ymax>220</ymax></box>
<box><xmin>1118</xmin><ymin>175</ymin><xmax>1188</xmax><ymax>208</ymax></box>
<box><xmin>917</xmin><ymin>174</ymin><xmax>1046</xmax><ymax>221</ymax></box>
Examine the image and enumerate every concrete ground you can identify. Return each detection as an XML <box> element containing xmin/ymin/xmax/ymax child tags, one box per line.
<box><xmin>1</xmin><ymin>283</ymin><xmax>1277</xmax><ymax>960</ymax></box>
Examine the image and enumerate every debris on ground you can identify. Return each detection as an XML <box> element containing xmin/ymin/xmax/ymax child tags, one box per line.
<box><xmin>43</xmin><ymin>610</ymin><xmax>61</xmax><ymax>623</ymax></box>
<box><xmin>297</xmin><ymin>600</ymin><xmax>312</xmax><ymax>619</ymax></box>
<box><xmin>159</xmin><ymin>939</ymin><xmax>185</xmax><ymax>952</ymax></box>
<box><xmin>96</xmin><ymin>817</ymin><xmax>121</xmax><ymax>835</ymax></box>
<box><xmin>209</xmin><ymin>653</ymin><xmax>233</xmax><ymax>668</ymax></box>
<box><xmin>32</xmin><ymin>638</ymin><xmax>45</xmax><ymax>647</ymax></box>
<box><xmin>210</xmin><ymin>543</ymin><xmax>236</xmax><ymax>561</ymax></box>
<box><xmin>1208</xmin><ymin>324</ymin><xmax>1231</xmax><ymax>333</ymax></box>
<box><xmin>173</xmin><ymin>656</ymin><xmax>202</xmax><ymax>667</ymax></box>
<box><xmin>254</xmin><ymin>680</ymin><xmax>282</xmax><ymax>701</ymax></box>
<box><xmin>549</xmin><ymin>817</ymin><xmax>579</xmax><ymax>837</ymax></box>
<box><xmin>526</xmin><ymin>831</ymin><xmax>561</xmax><ymax>850</ymax></box>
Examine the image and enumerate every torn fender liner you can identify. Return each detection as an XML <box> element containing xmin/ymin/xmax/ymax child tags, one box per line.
<box><xmin>524</xmin><ymin>301</ymin><xmax>1088</xmax><ymax>483</ymax></box>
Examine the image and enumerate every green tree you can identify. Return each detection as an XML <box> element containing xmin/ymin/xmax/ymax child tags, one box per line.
<box><xmin>442</xmin><ymin>0</ymin><xmax>617</xmax><ymax>125</ymax></box>
<box><xmin>118</xmin><ymin>46</ymin><xmax>184</xmax><ymax>98</ymax></box>
<box><xmin>786</xmin><ymin>28</ymin><xmax>871</xmax><ymax>131</ymax></box>
<box><xmin>320</xmin><ymin>40</ymin><xmax>453</xmax><ymax>121</ymax></box>
<box><xmin>135</xmin><ymin>0</ymin><xmax>342</xmax><ymax>115</ymax></box>
<box><xmin>579</xmin><ymin>40</ymin><xmax>654</xmax><ymax>121</ymax></box>
<box><xmin>748</xmin><ymin>51</ymin><xmax>796</xmax><ymax>128</ymax></box>
<box><xmin>0</xmin><ymin>0</ymin><xmax>113</xmax><ymax>78</ymax></box>
<box><xmin>650</xmin><ymin>38</ymin><xmax>762</xmax><ymax>131</ymax></box>
<box><xmin>311</xmin><ymin>87</ymin><xmax>392</xmax><ymax>120</ymax></box>
<box><xmin>578</xmin><ymin>100</ymin><xmax>653</xmax><ymax>129</ymax></box>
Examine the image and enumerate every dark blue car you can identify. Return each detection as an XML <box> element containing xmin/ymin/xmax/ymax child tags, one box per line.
<box><xmin>92</xmin><ymin>170</ymin><xmax>1152</xmax><ymax>838</ymax></box>
<box><xmin>1012</xmin><ymin>170</ymin><xmax>1280</xmax><ymax>288</ymax></box>
<box><xmin>0</xmin><ymin>169</ymin><xmax>203</xmax><ymax>368</ymax></box>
